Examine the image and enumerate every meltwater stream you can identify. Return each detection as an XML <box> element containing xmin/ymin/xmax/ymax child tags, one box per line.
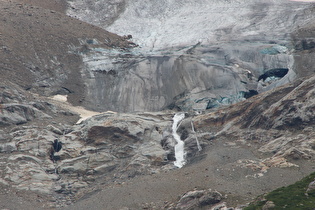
<box><xmin>172</xmin><ymin>113</ymin><xmax>186</xmax><ymax>168</ymax></box>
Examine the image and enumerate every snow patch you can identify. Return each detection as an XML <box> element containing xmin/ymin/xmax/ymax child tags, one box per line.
<box><xmin>48</xmin><ymin>95</ymin><xmax>116</xmax><ymax>124</ymax></box>
<box><xmin>50</xmin><ymin>94</ymin><xmax>67</xmax><ymax>102</ymax></box>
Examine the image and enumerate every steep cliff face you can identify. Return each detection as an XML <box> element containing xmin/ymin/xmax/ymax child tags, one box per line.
<box><xmin>80</xmin><ymin>43</ymin><xmax>294</xmax><ymax>112</ymax></box>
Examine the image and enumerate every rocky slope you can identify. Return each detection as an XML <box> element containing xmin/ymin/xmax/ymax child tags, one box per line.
<box><xmin>0</xmin><ymin>0</ymin><xmax>315</xmax><ymax>209</ymax></box>
<box><xmin>61</xmin><ymin>74</ymin><xmax>314</xmax><ymax>209</ymax></box>
<box><xmin>0</xmin><ymin>0</ymin><xmax>134</xmax><ymax>106</ymax></box>
<box><xmin>0</xmin><ymin>73</ymin><xmax>314</xmax><ymax>209</ymax></box>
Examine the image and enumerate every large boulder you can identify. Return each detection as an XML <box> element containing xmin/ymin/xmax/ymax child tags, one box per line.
<box><xmin>175</xmin><ymin>189</ymin><xmax>222</xmax><ymax>210</ymax></box>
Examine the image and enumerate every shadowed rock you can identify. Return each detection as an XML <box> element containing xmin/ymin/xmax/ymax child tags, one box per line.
<box><xmin>49</xmin><ymin>140</ymin><xmax>62</xmax><ymax>162</ymax></box>
<box><xmin>53</xmin><ymin>139</ymin><xmax>62</xmax><ymax>152</ymax></box>
<box><xmin>258</xmin><ymin>68</ymin><xmax>289</xmax><ymax>82</ymax></box>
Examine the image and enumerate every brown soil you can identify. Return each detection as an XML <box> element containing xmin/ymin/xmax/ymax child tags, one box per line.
<box><xmin>0</xmin><ymin>0</ymin><xmax>132</xmax><ymax>105</ymax></box>
<box><xmin>12</xmin><ymin>0</ymin><xmax>68</xmax><ymax>13</ymax></box>
<box><xmin>0</xmin><ymin>184</ymin><xmax>51</xmax><ymax>210</ymax></box>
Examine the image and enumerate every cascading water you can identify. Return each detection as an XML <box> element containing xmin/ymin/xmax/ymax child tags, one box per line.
<box><xmin>172</xmin><ymin>113</ymin><xmax>186</xmax><ymax>168</ymax></box>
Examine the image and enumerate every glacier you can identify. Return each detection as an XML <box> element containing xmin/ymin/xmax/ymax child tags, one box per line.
<box><xmin>66</xmin><ymin>0</ymin><xmax>315</xmax><ymax>112</ymax></box>
<box><xmin>68</xmin><ymin>0</ymin><xmax>315</xmax><ymax>51</ymax></box>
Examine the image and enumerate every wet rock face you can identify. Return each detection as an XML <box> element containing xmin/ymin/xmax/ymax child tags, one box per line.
<box><xmin>86</xmin><ymin>126</ymin><xmax>140</xmax><ymax>145</ymax></box>
<box><xmin>0</xmin><ymin>79</ymin><xmax>205</xmax><ymax>205</ymax></box>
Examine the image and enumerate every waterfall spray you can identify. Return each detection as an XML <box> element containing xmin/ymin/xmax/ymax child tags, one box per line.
<box><xmin>172</xmin><ymin>113</ymin><xmax>186</xmax><ymax>168</ymax></box>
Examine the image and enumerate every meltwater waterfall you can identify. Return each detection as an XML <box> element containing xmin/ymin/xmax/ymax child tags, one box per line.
<box><xmin>172</xmin><ymin>113</ymin><xmax>186</xmax><ymax>168</ymax></box>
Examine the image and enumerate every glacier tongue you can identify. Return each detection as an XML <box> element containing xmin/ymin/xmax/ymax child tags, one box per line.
<box><xmin>65</xmin><ymin>0</ymin><xmax>315</xmax><ymax>113</ymax></box>
<box><xmin>172</xmin><ymin>113</ymin><xmax>186</xmax><ymax>168</ymax></box>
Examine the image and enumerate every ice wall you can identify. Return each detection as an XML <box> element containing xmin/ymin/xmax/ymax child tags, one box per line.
<box><xmin>67</xmin><ymin>0</ymin><xmax>315</xmax><ymax>112</ymax></box>
<box><xmin>78</xmin><ymin>41</ymin><xmax>294</xmax><ymax>112</ymax></box>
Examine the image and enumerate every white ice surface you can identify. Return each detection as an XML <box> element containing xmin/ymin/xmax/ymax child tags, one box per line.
<box><xmin>67</xmin><ymin>0</ymin><xmax>315</xmax><ymax>53</ymax></box>
<box><xmin>106</xmin><ymin>0</ymin><xmax>314</xmax><ymax>52</ymax></box>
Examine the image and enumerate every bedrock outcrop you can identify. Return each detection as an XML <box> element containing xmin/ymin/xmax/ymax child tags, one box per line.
<box><xmin>194</xmin><ymin>74</ymin><xmax>315</xmax><ymax>173</ymax></box>
<box><xmin>60</xmin><ymin>72</ymin><xmax>315</xmax><ymax>209</ymax></box>
<box><xmin>0</xmin><ymin>73</ymin><xmax>314</xmax><ymax>209</ymax></box>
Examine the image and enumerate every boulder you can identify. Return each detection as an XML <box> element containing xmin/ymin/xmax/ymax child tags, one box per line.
<box><xmin>176</xmin><ymin>189</ymin><xmax>222</xmax><ymax>209</ymax></box>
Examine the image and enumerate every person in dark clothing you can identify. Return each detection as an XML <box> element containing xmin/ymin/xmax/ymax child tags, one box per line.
<box><xmin>50</xmin><ymin>139</ymin><xmax>62</xmax><ymax>162</ymax></box>
<box><xmin>53</xmin><ymin>139</ymin><xmax>62</xmax><ymax>152</ymax></box>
